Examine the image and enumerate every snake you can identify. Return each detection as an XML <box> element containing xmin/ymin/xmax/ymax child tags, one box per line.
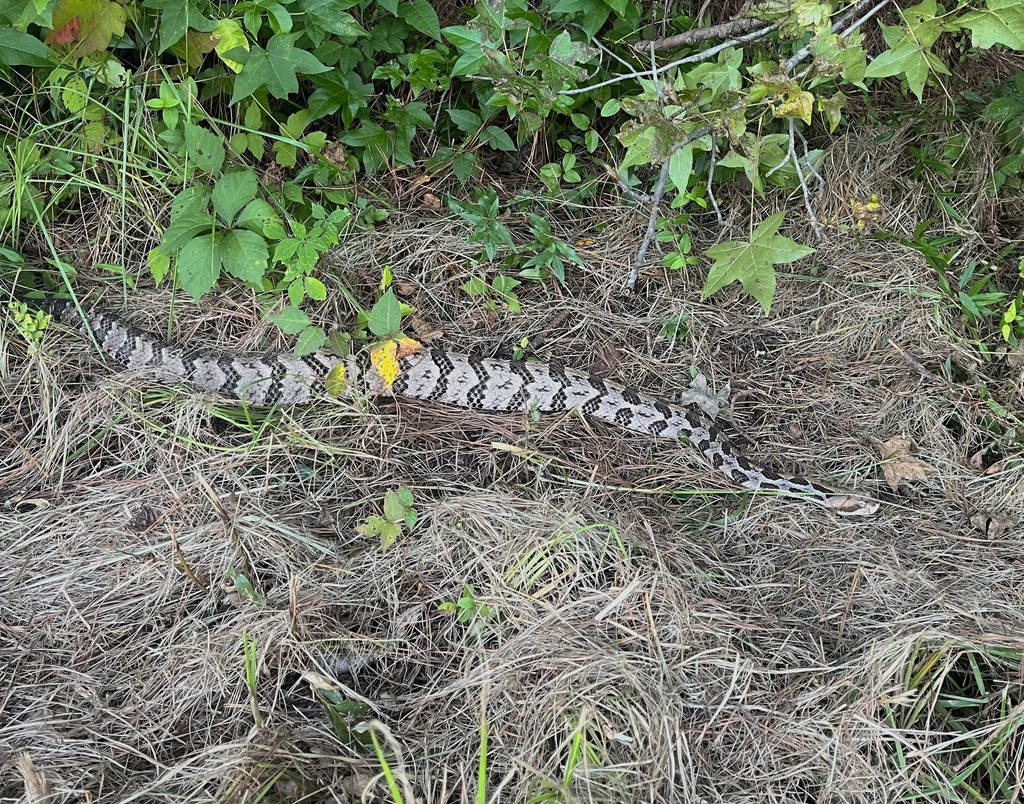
<box><xmin>17</xmin><ymin>297</ymin><xmax>880</xmax><ymax>516</ymax></box>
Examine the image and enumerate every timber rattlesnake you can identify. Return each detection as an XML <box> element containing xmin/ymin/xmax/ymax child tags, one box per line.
<box><xmin>23</xmin><ymin>298</ymin><xmax>880</xmax><ymax>516</ymax></box>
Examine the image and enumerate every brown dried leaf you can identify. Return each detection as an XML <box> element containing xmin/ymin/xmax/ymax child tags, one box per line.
<box><xmin>969</xmin><ymin>511</ymin><xmax>1018</xmax><ymax>540</ymax></box>
<box><xmin>874</xmin><ymin>435</ymin><xmax>935</xmax><ymax>492</ymax></box>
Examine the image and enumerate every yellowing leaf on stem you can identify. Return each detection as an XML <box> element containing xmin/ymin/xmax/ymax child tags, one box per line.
<box><xmin>773</xmin><ymin>90</ymin><xmax>814</xmax><ymax>125</ymax></box>
<box><xmin>214</xmin><ymin>19</ymin><xmax>248</xmax><ymax>73</ymax></box>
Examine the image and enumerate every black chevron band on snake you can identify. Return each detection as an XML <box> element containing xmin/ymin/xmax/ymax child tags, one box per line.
<box><xmin>26</xmin><ymin>299</ymin><xmax>879</xmax><ymax>516</ymax></box>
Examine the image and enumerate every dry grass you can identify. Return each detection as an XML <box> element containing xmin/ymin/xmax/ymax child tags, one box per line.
<box><xmin>2</xmin><ymin>130</ymin><xmax>1024</xmax><ymax>803</ymax></box>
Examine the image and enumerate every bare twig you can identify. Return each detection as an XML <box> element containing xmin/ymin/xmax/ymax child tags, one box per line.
<box><xmin>564</xmin><ymin>23</ymin><xmax>779</xmax><ymax>96</ymax></box>
<box><xmin>707</xmin><ymin>133</ymin><xmax>722</xmax><ymax>227</ymax></box>
<box><xmin>633</xmin><ymin>17</ymin><xmax>766</xmax><ymax>52</ymax></box>
<box><xmin>627</xmin><ymin>159</ymin><xmax>671</xmax><ymax>290</ymax></box>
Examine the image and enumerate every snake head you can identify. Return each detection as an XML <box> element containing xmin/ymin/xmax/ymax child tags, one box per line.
<box><xmin>826</xmin><ymin>494</ymin><xmax>880</xmax><ymax>516</ymax></box>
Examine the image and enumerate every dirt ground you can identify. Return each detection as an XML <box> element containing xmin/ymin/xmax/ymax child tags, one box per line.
<box><xmin>2</xmin><ymin>131</ymin><xmax>1024</xmax><ymax>802</ymax></box>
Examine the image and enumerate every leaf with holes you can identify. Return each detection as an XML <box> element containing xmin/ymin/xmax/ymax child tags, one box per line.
<box><xmin>219</xmin><ymin>229</ymin><xmax>268</xmax><ymax>283</ymax></box>
<box><xmin>212</xmin><ymin>169</ymin><xmax>258</xmax><ymax>226</ymax></box>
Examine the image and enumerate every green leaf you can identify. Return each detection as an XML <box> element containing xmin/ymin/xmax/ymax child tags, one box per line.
<box><xmin>143</xmin><ymin>0</ymin><xmax>217</xmax><ymax>53</ymax></box>
<box><xmin>0</xmin><ymin>28</ymin><xmax>53</xmax><ymax>66</ymax></box>
<box><xmin>212</xmin><ymin>169</ymin><xmax>258</xmax><ymax>225</ymax></box>
<box><xmin>235</xmin><ymin>198</ymin><xmax>281</xmax><ymax>235</ymax></box>
<box><xmin>668</xmin><ymin>145</ymin><xmax>694</xmax><ymax>196</ymax></box>
<box><xmin>379</xmin><ymin>520</ymin><xmax>401</xmax><ymax>551</ymax></box>
<box><xmin>480</xmin><ymin>125</ymin><xmax>516</xmax><ymax>152</ymax></box>
<box><xmin>163</xmin><ymin>210</ymin><xmax>215</xmax><ymax>252</ymax></box>
<box><xmin>401</xmin><ymin>0</ymin><xmax>441</xmax><ymax>39</ymax></box>
<box><xmin>447</xmin><ymin>108</ymin><xmax>482</xmax><ymax>133</ymax></box>
<box><xmin>148</xmin><ymin>246</ymin><xmax>171</xmax><ymax>284</ymax></box>
<box><xmin>701</xmin><ymin>212</ymin><xmax>815</xmax><ymax>314</ymax></box>
<box><xmin>300</xmin><ymin>0</ymin><xmax>368</xmax><ymax>40</ymax></box>
<box><xmin>304</xmin><ymin>276</ymin><xmax>328</xmax><ymax>300</ymax></box>
<box><xmin>270</xmin><ymin>305</ymin><xmax>312</xmax><ymax>334</ymax></box>
<box><xmin>177</xmin><ymin>234</ymin><xmax>221</xmax><ymax>301</ymax></box>
<box><xmin>219</xmin><ymin>229</ymin><xmax>268</xmax><ymax>283</ymax></box>
<box><xmin>230</xmin><ymin>33</ymin><xmax>331</xmax><ymax>104</ymax></box>
<box><xmin>294</xmin><ymin>325</ymin><xmax>326</xmax><ymax>357</ymax></box>
<box><xmin>383</xmin><ymin>490</ymin><xmax>406</xmax><ymax>521</ymax></box>
<box><xmin>958</xmin><ymin>0</ymin><xmax>1024</xmax><ymax>49</ymax></box>
<box><xmin>452</xmin><ymin>150</ymin><xmax>477</xmax><ymax>182</ymax></box>
<box><xmin>183</xmin><ymin>122</ymin><xmax>225</xmax><ymax>174</ymax></box>
<box><xmin>368</xmin><ymin>290</ymin><xmax>402</xmax><ymax>337</ymax></box>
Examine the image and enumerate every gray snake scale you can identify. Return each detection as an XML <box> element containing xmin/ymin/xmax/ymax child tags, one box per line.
<box><xmin>34</xmin><ymin>299</ymin><xmax>879</xmax><ymax>516</ymax></box>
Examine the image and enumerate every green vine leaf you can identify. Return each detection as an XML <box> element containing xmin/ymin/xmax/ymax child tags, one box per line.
<box><xmin>229</xmin><ymin>33</ymin><xmax>331</xmax><ymax>104</ymax></box>
<box><xmin>701</xmin><ymin>212</ymin><xmax>815</xmax><ymax>314</ymax></box>
<box><xmin>958</xmin><ymin>0</ymin><xmax>1024</xmax><ymax>49</ymax></box>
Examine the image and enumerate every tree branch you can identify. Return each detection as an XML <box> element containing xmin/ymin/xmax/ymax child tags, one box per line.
<box><xmin>632</xmin><ymin>16</ymin><xmax>765</xmax><ymax>53</ymax></box>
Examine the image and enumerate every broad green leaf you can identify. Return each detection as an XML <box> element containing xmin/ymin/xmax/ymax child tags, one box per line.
<box><xmin>162</xmin><ymin>210</ymin><xmax>215</xmax><ymax>251</ymax></box>
<box><xmin>212</xmin><ymin>169</ymin><xmax>258</xmax><ymax>225</ymax></box>
<box><xmin>447</xmin><ymin>108</ymin><xmax>482</xmax><ymax>133</ymax></box>
<box><xmin>368</xmin><ymin>289</ymin><xmax>401</xmax><ymax>337</ymax></box>
<box><xmin>304</xmin><ymin>276</ymin><xmax>328</xmax><ymax>300</ymax></box>
<box><xmin>401</xmin><ymin>0</ymin><xmax>440</xmax><ymax>40</ymax></box>
<box><xmin>235</xmin><ymin>198</ymin><xmax>281</xmax><ymax>235</ymax></box>
<box><xmin>177</xmin><ymin>233</ymin><xmax>221</xmax><ymax>300</ymax></box>
<box><xmin>183</xmin><ymin>122</ymin><xmax>225</xmax><ymax>174</ymax></box>
<box><xmin>270</xmin><ymin>305</ymin><xmax>312</xmax><ymax>334</ymax></box>
<box><xmin>0</xmin><ymin>28</ymin><xmax>53</xmax><ymax>66</ymax></box>
<box><xmin>230</xmin><ymin>33</ymin><xmax>331</xmax><ymax>104</ymax></box>
<box><xmin>218</xmin><ymin>229</ymin><xmax>268</xmax><ymax>283</ymax></box>
<box><xmin>143</xmin><ymin>0</ymin><xmax>217</xmax><ymax>53</ymax></box>
<box><xmin>300</xmin><ymin>0</ymin><xmax>367</xmax><ymax>40</ymax></box>
<box><xmin>148</xmin><ymin>246</ymin><xmax>171</xmax><ymax>284</ymax></box>
<box><xmin>959</xmin><ymin>0</ymin><xmax>1024</xmax><ymax>49</ymax></box>
<box><xmin>480</xmin><ymin>125</ymin><xmax>516</xmax><ymax>151</ymax></box>
<box><xmin>618</xmin><ymin>125</ymin><xmax>655</xmax><ymax>169</ymax></box>
<box><xmin>61</xmin><ymin>75</ymin><xmax>89</xmax><ymax>113</ymax></box>
<box><xmin>668</xmin><ymin>144</ymin><xmax>694</xmax><ymax>196</ymax></box>
<box><xmin>701</xmin><ymin>212</ymin><xmax>815</xmax><ymax>314</ymax></box>
<box><xmin>170</xmin><ymin>185</ymin><xmax>211</xmax><ymax>218</ymax></box>
<box><xmin>294</xmin><ymin>325</ymin><xmax>326</xmax><ymax>357</ymax></box>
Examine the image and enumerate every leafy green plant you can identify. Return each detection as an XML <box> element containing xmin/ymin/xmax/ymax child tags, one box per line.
<box><xmin>460</xmin><ymin>274</ymin><xmax>522</xmax><ymax>313</ymax></box>
<box><xmin>518</xmin><ymin>213</ymin><xmax>583</xmax><ymax>284</ymax></box>
<box><xmin>438</xmin><ymin>584</ymin><xmax>496</xmax><ymax>625</ymax></box>
<box><xmin>358</xmin><ymin>486</ymin><xmax>418</xmax><ymax>550</ymax></box>
<box><xmin>539</xmin><ymin>152</ymin><xmax>582</xmax><ymax>192</ymax></box>
<box><xmin>7</xmin><ymin>299</ymin><xmax>51</xmax><ymax>352</ymax></box>
<box><xmin>151</xmin><ymin>168</ymin><xmax>276</xmax><ymax>300</ymax></box>
<box><xmin>449</xmin><ymin>188</ymin><xmax>515</xmax><ymax>263</ymax></box>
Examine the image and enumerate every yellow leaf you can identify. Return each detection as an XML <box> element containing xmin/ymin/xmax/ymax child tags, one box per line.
<box><xmin>773</xmin><ymin>90</ymin><xmax>814</xmax><ymax>125</ymax></box>
<box><xmin>213</xmin><ymin>19</ymin><xmax>248</xmax><ymax>74</ymax></box>
<box><xmin>371</xmin><ymin>340</ymin><xmax>401</xmax><ymax>388</ymax></box>
<box><xmin>325</xmin><ymin>362</ymin><xmax>348</xmax><ymax>397</ymax></box>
